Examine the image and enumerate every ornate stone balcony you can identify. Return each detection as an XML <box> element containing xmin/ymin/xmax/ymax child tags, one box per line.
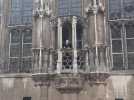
<box><xmin>53</xmin><ymin>49</ymin><xmax>87</xmax><ymax>73</ymax></box>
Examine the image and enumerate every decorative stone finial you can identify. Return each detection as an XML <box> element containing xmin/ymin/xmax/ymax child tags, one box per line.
<box><xmin>33</xmin><ymin>0</ymin><xmax>52</xmax><ymax>17</ymax></box>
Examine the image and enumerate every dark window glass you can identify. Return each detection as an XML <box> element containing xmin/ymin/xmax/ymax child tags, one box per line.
<box><xmin>109</xmin><ymin>0</ymin><xmax>121</xmax><ymax>19</ymax></box>
<box><xmin>11</xmin><ymin>29</ymin><xmax>20</xmax><ymax>43</ymax></box>
<box><xmin>126</xmin><ymin>23</ymin><xmax>134</xmax><ymax>38</ymax></box>
<box><xmin>109</xmin><ymin>0</ymin><xmax>134</xmax><ymax>19</ymax></box>
<box><xmin>23</xmin><ymin>44</ymin><xmax>32</xmax><ymax>57</ymax></box>
<box><xmin>58</xmin><ymin>0</ymin><xmax>81</xmax><ymax>16</ymax></box>
<box><xmin>109</xmin><ymin>0</ymin><xmax>134</xmax><ymax>70</ymax></box>
<box><xmin>124</xmin><ymin>0</ymin><xmax>134</xmax><ymax>18</ymax></box>
<box><xmin>23</xmin><ymin>29</ymin><xmax>32</xmax><ymax>43</ymax></box>
<box><xmin>9</xmin><ymin>58</ymin><xmax>20</xmax><ymax>72</ymax></box>
<box><xmin>10</xmin><ymin>11</ymin><xmax>22</xmax><ymax>25</ymax></box>
<box><xmin>113</xmin><ymin>54</ymin><xmax>124</xmax><ymax>70</ymax></box>
<box><xmin>110</xmin><ymin>23</ymin><xmax>122</xmax><ymax>38</ymax></box>
<box><xmin>112</xmin><ymin>40</ymin><xmax>122</xmax><ymax>53</ymax></box>
<box><xmin>115</xmin><ymin>98</ymin><xmax>123</xmax><ymax>100</ymax></box>
<box><xmin>21</xmin><ymin>58</ymin><xmax>32</xmax><ymax>72</ymax></box>
<box><xmin>128</xmin><ymin>54</ymin><xmax>134</xmax><ymax>69</ymax></box>
<box><xmin>62</xmin><ymin>21</ymin><xmax>83</xmax><ymax>49</ymax></box>
<box><xmin>23</xmin><ymin>97</ymin><xmax>32</xmax><ymax>100</ymax></box>
<box><xmin>77</xmin><ymin>22</ymin><xmax>83</xmax><ymax>48</ymax></box>
<box><xmin>127</xmin><ymin>39</ymin><xmax>134</xmax><ymax>52</ymax></box>
<box><xmin>62</xmin><ymin>22</ymin><xmax>72</xmax><ymax>48</ymax></box>
<box><xmin>10</xmin><ymin>44</ymin><xmax>20</xmax><ymax>57</ymax></box>
<box><xmin>10</xmin><ymin>0</ymin><xmax>33</xmax><ymax>25</ymax></box>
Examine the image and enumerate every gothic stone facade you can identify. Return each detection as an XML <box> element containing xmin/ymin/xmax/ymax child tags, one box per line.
<box><xmin>0</xmin><ymin>0</ymin><xmax>134</xmax><ymax>100</ymax></box>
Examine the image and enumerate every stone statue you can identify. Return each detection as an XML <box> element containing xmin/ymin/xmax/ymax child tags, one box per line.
<box><xmin>33</xmin><ymin>0</ymin><xmax>54</xmax><ymax>73</ymax></box>
<box><xmin>64</xmin><ymin>40</ymin><xmax>72</xmax><ymax>49</ymax></box>
<box><xmin>33</xmin><ymin>0</ymin><xmax>52</xmax><ymax>48</ymax></box>
<box><xmin>85</xmin><ymin>0</ymin><xmax>108</xmax><ymax>71</ymax></box>
<box><xmin>85</xmin><ymin>0</ymin><xmax>106</xmax><ymax>48</ymax></box>
<box><xmin>33</xmin><ymin>0</ymin><xmax>52</xmax><ymax>17</ymax></box>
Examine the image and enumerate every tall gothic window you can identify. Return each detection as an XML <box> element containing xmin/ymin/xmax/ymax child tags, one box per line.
<box><xmin>58</xmin><ymin>0</ymin><xmax>82</xmax><ymax>16</ymax></box>
<box><xmin>9</xmin><ymin>29</ymin><xmax>32</xmax><ymax>73</ymax></box>
<box><xmin>62</xmin><ymin>20</ymin><xmax>83</xmax><ymax>49</ymax></box>
<box><xmin>109</xmin><ymin>0</ymin><xmax>134</xmax><ymax>70</ymax></box>
<box><xmin>9</xmin><ymin>0</ymin><xmax>33</xmax><ymax>73</ymax></box>
<box><xmin>9</xmin><ymin>0</ymin><xmax>33</xmax><ymax>25</ymax></box>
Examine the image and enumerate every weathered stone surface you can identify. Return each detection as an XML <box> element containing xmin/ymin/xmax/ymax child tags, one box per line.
<box><xmin>0</xmin><ymin>74</ymin><xmax>133</xmax><ymax>100</ymax></box>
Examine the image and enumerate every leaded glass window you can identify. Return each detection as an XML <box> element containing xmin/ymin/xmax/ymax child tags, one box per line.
<box><xmin>109</xmin><ymin>0</ymin><xmax>134</xmax><ymax>70</ymax></box>
<box><xmin>58</xmin><ymin>0</ymin><xmax>81</xmax><ymax>16</ymax></box>
<box><xmin>109</xmin><ymin>0</ymin><xmax>122</xmax><ymax>19</ymax></box>
<box><xmin>8</xmin><ymin>0</ymin><xmax>32</xmax><ymax>73</ymax></box>
<box><xmin>110</xmin><ymin>22</ymin><xmax>124</xmax><ymax>70</ymax></box>
<box><xmin>0</xmin><ymin>0</ymin><xmax>3</xmax><ymax>15</ymax></box>
<box><xmin>124</xmin><ymin>0</ymin><xmax>134</xmax><ymax>18</ymax></box>
<box><xmin>9</xmin><ymin>0</ymin><xmax>33</xmax><ymax>25</ymax></box>
<box><xmin>9</xmin><ymin>28</ymin><xmax>32</xmax><ymax>73</ymax></box>
<box><xmin>109</xmin><ymin>0</ymin><xmax>134</xmax><ymax>20</ymax></box>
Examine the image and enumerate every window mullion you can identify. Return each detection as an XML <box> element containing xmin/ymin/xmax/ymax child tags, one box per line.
<box><xmin>109</xmin><ymin>23</ymin><xmax>114</xmax><ymax>70</ymax></box>
<box><xmin>122</xmin><ymin>22</ymin><xmax>128</xmax><ymax>70</ymax></box>
<box><xmin>19</xmin><ymin>29</ymin><xmax>23</xmax><ymax>72</ymax></box>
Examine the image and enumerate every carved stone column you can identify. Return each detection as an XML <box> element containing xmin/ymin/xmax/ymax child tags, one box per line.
<box><xmin>85</xmin><ymin>48</ymin><xmax>90</xmax><ymax>72</ymax></box>
<box><xmin>32</xmin><ymin>49</ymin><xmax>40</xmax><ymax>72</ymax></box>
<box><xmin>48</xmin><ymin>49</ymin><xmax>53</xmax><ymax>73</ymax></box>
<box><xmin>72</xmin><ymin>16</ymin><xmax>78</xmax><ymax>73</ymax></box>
<box><xmin>57</xmin><ymin>18</ymin><xmax>62</xmax><ymax>74</ymax></box>
<box><xmin>32</xmin><ymin>0</ymin><xmax>52</xmax><ymax>73</ymax></box>
<box><xmin>85</xmin><ymin>0</ymin><xmax>109</xmax><ymax>72</ymax></box>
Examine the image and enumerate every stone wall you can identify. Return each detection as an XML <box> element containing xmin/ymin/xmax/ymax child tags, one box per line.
<box><xmin>0</xmin><ymin>74</ymin><xmax>133</xmax><ymax>100</ymax></box>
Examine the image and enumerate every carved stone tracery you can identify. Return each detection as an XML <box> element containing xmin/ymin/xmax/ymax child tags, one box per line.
<box><xmin>54</xmin><ymin>74</ymin><xmax>84</xmax><ymax>93</ymax></box>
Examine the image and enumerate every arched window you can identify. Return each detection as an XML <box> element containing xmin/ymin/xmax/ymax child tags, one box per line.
<box><xmin>9</xmin><ymin>28</ymin><xmax>32</xmax><ymax>73</ymax></box>
<box><xmin>8</xmin><ymin>0</ymin><xmax>33</xmax><ymax>73</ymax></box>
<box><xmin>61</xmin><ymin>19</ymin><xmax>83</xmax><ymax>49</ymax></box>
<box><xmin>10</xmin><ymin>29</ymin><xmax>21</xmax><ymax>57</ymax></box>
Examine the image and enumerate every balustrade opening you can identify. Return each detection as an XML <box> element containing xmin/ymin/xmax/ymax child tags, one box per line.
<box><xmin>56</xmin><ymin>17</ymin><xmax>85</xmax><ymax>73</ymax></box>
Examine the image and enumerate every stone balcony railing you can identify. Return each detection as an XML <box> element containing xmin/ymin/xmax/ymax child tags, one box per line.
<box><xmin>0</xmin><ymin>48</ymin><xmax>110</xmax><ymax>74</ymax></box>
<box><xmin>0</xmin><ymin>57</ymin><xmax>32</xmax><ymax>74</ymax></box>
<box><xmin>32</xmin><ymin>49</ymin><xmax>88</xmax><ymax>74</ymax></box>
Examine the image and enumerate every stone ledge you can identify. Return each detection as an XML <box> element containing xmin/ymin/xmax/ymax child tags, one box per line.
<box><xmin>0</xmin><ymin>73</ymin><xmax>32</xmax><ymax>78</ymax></box>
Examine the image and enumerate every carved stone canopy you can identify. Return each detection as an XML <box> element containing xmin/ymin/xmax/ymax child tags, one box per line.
<box><xmin>85</xmin><ymin>2</ymin><xmax>105</xmax><ymax>15</ymax></box>
<box><xmin>54</xmin><ymin>74</ymin><xmax>84</xmax><ymax>93</ymax></box>
<box><xmin>32</xmin><ymin>72</ymin><xmax>110</xmax><ymax>92</ymax></box>
<box><xmin>32</xmin><ymin>73</ymin><xmax>54</xmax><ymax>86</ymax></box>
<box><xmin>85</xmin><ymin>72</ymin><xmax>110</xmax><ymax>83</ymax></box>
